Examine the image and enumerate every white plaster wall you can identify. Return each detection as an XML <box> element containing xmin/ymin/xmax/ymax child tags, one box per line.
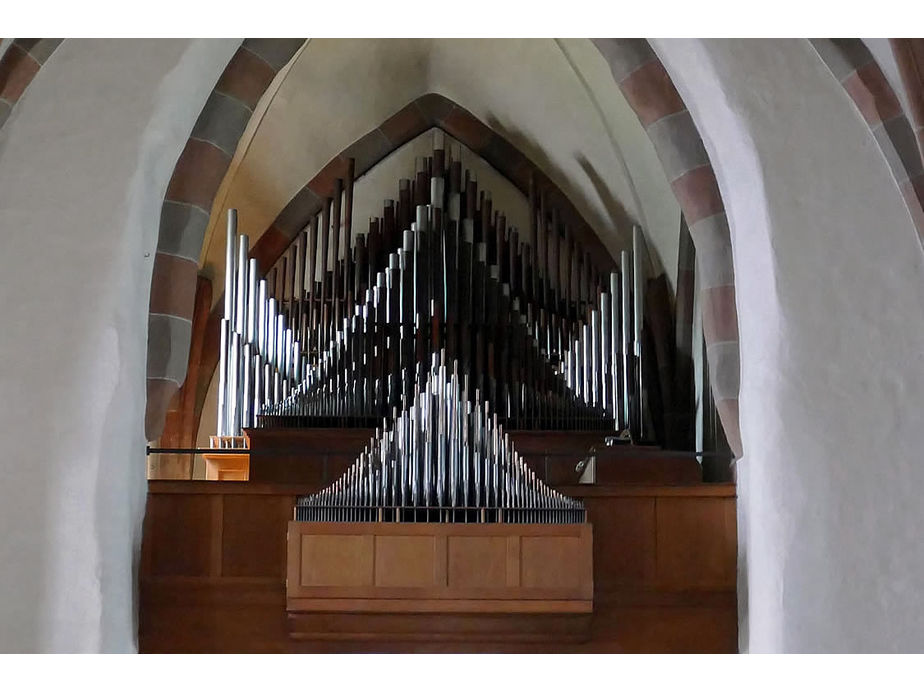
<box><xmin>0</xmin><ymin>38</ymin><xmax>240</xmax><ymax>652</ymax></box>
<box><xmin>654</xmin><ymin>38</ymin><xmax>924</xmax><ymax>652</ymax></box>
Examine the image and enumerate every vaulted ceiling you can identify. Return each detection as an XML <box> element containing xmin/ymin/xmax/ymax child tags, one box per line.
<box><xmin>197</xmin><ymin>38</ymin><xmax>683</xmax><ymax>311</ymax></box>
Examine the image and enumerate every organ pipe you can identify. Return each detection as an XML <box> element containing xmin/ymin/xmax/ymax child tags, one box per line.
<box><xmin>215</xmin><ymin>132</ymin><xmax>653</xmax><ymax>450</ymax></box>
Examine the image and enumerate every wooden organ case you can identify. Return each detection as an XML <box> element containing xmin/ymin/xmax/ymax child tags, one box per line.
<box><xmin>140</xmin><ymin>128</ymin><xmax>736</xmax><ymax>653</ymax></box>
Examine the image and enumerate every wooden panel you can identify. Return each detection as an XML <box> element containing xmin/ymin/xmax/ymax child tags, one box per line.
<box><xmin>221</xmin><ymin>494</ymin><xmax>291</xmax><ymax>578</ymax></box>
<box><xmin>141</xmin><ymin>481</ymin><xmax>736</xmax><ymax>652</ymax></box>
<box><xmin>287</xmin><ymin>522</ymin><xmax>592</xmax><ymax>607</ymax></box>
<box><xmin>287</xmin><ymin>610</ymin><xmax>590</xmax><ymax>643</ymax></box>
<box><xmin>145</xmin><ymin>494</ymin><xmax>213</xmax><ymax>577</ymax></box>
<box><xmin>585</xmin><ymin>496</ymin><xmax>657</xmax><ymax>590</ymax></box>
<box><xmin>521</xmin><ymin>536</ymin><xmax>583</xmax><ymax>590</ymax></box>
<box><xmin>375</xmin><ymin>536</ymin><xmax>438</xmax><ymax>587</ymax></box>
<box><xmin>246</xmin><ymin>428</ymin><xmax>373</xmax><ymax>484</ymax></box>
<box><xmin>448</xmin><ymin>536</ymin><xmax>507</xmax><ymax>588</ymax></box>
<box><xmin>655</xmin><ymin>497</ymin><xmax>737</xmax><ymax>590</ymax></box>
<box><xmin>506</xmin><ymin>536</ymin><xmax>520</xmax><ymax>587</ymax></box>
<box><xmin>300</xmin><ymin>534</ymin><xmax>374</xmax><ymax>587</ymax></box>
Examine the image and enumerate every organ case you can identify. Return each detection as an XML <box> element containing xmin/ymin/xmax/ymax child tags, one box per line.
<box><xmin>211</xmin><ymin>130</ymin><xmax>667</xmax><ymax>640</ymax></box>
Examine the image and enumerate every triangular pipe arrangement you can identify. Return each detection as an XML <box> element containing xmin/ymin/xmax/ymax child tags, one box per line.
<box><xmin>215</xmin><ymin>133</ymin><xmax>651</xmax><ymax>444</ymax></box>
<box><xmin>294</xmin><ymin>349</ymin><xmax>586</xmax><ymax>524</ymax></box>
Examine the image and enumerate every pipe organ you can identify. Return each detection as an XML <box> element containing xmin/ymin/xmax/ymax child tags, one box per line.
<box><xmin>200</xmin><ymin>130</ymin><xmax>687</xmax><ymax>641</ymax></box>
<box><xmin>294</xmin><ymin>352</ymin><xmax>586</xmax><ymax>524</ymax></box>
<box><xmin>141</xmin><ymin>122</ymin><xmax>739</xmax><ymax>651</ymax></box>
<box><xmin>217</xmin><ymin>132</ymin><xmax>652</xmax><ymax>453</ymax></box>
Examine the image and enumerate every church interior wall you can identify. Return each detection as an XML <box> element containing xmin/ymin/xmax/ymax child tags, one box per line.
<box><xmin>0</xmin><ymin>37</ymin><xmax>240</xmax><ymax>652</ymax></box>
<box><xmin>1</xmin><ymin>36</ymin><xmax>921</xmax><ymax>653</ymax></box>
<box><xmin>654</xmin><ymin>36</ymin><xmax>924</xmax><ymax>652</ymax></box>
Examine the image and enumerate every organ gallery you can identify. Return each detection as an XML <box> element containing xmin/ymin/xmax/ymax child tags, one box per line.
<box><xmin>143</xmin><ymin>122</ymin><xmax>736</xmax><ymax>652</ymax></box>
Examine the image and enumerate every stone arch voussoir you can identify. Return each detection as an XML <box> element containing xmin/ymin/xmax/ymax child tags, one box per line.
<box><xmin>593</xmin><ymin>38</ymin><xmax>742</xmax><ymax>457</ymax></box>
<box><xmin>0</xmin><ymin>38</ymin><xmax>63</xmax><ymax>129</ymax></box>
<box><xmin>145</xmin><ymin>38</ymin><xmax>305</xmax><ymax>440</ymax></box>
<box><xmin>811</xmin><ymin>38</ymin><xmax>924</xmax><ymax>248</ymax></box>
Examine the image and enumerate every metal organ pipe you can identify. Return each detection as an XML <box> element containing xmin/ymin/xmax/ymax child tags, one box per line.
<box><xmin>632</xmin><ymin>225</ymin><xmax>645</xmax><ymax>440</ymax></box>
<box><xmin>215</xmin><ymin>133</ymin><xmax>655</xmax><ymax>452</ymax></box>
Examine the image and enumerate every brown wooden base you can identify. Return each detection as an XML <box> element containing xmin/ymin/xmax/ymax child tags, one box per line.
<box><xmin>287</xmin><ymin>611</ymin><xmax>593</xmax><ymax>643</ymax></box>
<box><xmin>285</xmin><ymin>521</ymin><xmax>593</xmax><ymax>641</ymax></box>
<box><xmin>140</xmin><ymin>481</ymin><xmax>737</xmax><ymax>652</ymax></box>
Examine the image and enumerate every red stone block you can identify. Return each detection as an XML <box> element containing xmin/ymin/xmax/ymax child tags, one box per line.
<box><xmin>619</xmin><ymin>60</ymin><xmax>685</xmax><ymax>128</ymax></box>
<box><xmin>338</xmin><ymin>129</ymin><xmax>392</xmax><ymax>178</ymax></box>
<box><xmin>145</xmin><ymin>378</ymin><xmax>180</xmax><ymax>442</ymax></box>
<box><xmin>148</xmin><ymin>253</ymin><xmax>199</xmax><ymax>321</ymax></box>
<box><xmin>671</xmin><ymin>165</ymin><xmax>725</xmax><ymax>225</ymax></box>
<box><xmin>306</xmin><ymin>157</ymin><xmax>347</xmax><ymax>200</ymax></box>
<box><xmin>380</xmin><ymin>102</ymin><xmax>429</xmax><ymax>146</ymax></box>
<box><xmin>217</xmin><ymin>48</ymin><xmax>277</xmax><ymax>110</ymax></box>
<box><xmin>165</xmin><ymin>139</ymin><xmax>231</xmax><ymax>211</ymax></box>
<box><xmin>0</xmin><ymin>44</ymin><xmax>40</xmax><ymax>103</ymax></box>
<box><xmin>843</xmin><ymin>63</ymin><xmax>904</xmax><ymax>126</ymax></box>
<box><xmin>441</xmin><ymin>106</ymin><xmax>494</xmax><ymax>153</ymax></box>
<box><xmin>701</xmin><ymin>284</ymin><xmax>739</xmax><ymax>345</ymax></box>
<box><xmin>250</xmin><ymin>225</ymin><xmax>291</xmax><ymax>276</ymax></box>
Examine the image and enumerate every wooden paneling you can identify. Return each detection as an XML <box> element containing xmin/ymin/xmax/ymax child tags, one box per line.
<box><xmin>221</xmin><ymin>495</ymin><xmax>290</xmax><ymax>578</ymax></box>
<box><xmin>140</xmin><ymin>481</ymin><xmax>737</xmax><ymax>652</ymax></box>
<box><xmin>655</xmin><ymin>497</ymin><xmax>737</xmax><ymax>590</ymax></box>
<box><xmin>245</xmin><ymin>428</ymin><xmax>374</xmax><ymax>484</ymax></box>
<box><xmin>144</xmin><ymin>494</ymin><xmax>213</xmax><ymax>577</ymax></box>
<box><xmin>521</xmin><ymin>536</ymin><xmax>585</xmax><ymax>590</ymax></box>
<box><xmin>448</xmin><ymin>536</ymin><xmax>507</xmax><ymax>588</ymax></box>
<box><xmin>286</xmin><ymin>522</ymin><xmax>593</xmax><ymax>610</ymax></box>
<box><xmin>584</xmin><ymin>496</ymin><xmax>657</xmax><ymax>590</ymax></box>
<box><xmin>375</xmin><ymin>536</ymin><xmax>437</xmax><ymax>587</ymax></box>
<box><xmin>300</xmin><ymin>534</ymin><xmax>374</xmax><ymax>587</ymax></box>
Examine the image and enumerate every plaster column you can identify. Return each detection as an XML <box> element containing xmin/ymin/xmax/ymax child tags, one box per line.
<box><xmin>653</xmin><ymin>38</ymin><xmax>924</xmax><ymax>652</ymax></box>
<box><xmin>0</xmin><ymin>38</ymin><xmax>240</xmax><ymax>652</ymax></box>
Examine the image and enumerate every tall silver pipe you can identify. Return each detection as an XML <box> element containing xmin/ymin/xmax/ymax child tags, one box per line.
<box><xmin>236</xmin><ymin>234</ymin><xmax>249</xmax><ymax>336</ymax></box>
<box><xmin>609</xmin><ymin>272</ymin><xmax>620</xmax><ymax>428</ymax></box>
<box><xmin>246</xmin><ymin>258</ymin><xmax>258</xmax><ymax>345</ymax></box>
<box><xmin>600</xmin><ymin>291</ymin><xmax>611</xmax><ymax>419</ymax></box>
<box><xmin>242</xmin><ymin>344</ymin><xmax>252</xmax><ymax>429</ymax></box>
<box><xmin>229</xmin><ymin>332</ymin><xmax>240</xmax><ymax>436</ymax></box>
<box><xmin>263</xmin><ymin>362</ymin><xmax>272</xmax><ymax>410</ymax></box>
<box><xmin>276</xmin><ymin>314</ymin><xmax>286</xmax><ymax>372</ymax></box>
<box><xmin>632</xmin><ymin>225</ymin><xmax>645</xmax><ymax>438</ymax></box>
<box><xmin>267</xmin><ymin>298</ymin><xmax>277</xmax><ymax>367</ymax></box>
<box><xmin>253</xmin><ymin>356</ymin><xmax>263</xmax><ymax>422</ymax></box>
<box><xmin>620</xmin><ymin>249</ymin><xmax>632</xmax><ymax>432</ymax></box>
<box><xmin>257</xmin><ymin>280</ymin><xmax>268</xmax><ymax>355</ymax></box>
<box><xmin>284</xmin><ymin>327</ymin><xmax>294</xmax><ymax>381</ymax></box>
<box><xmin>582</xmin><ymin>323</ymin><xmax>591</xmax><ymax>406</ymax></box>
<box><xmin>224</xmin><ymin>209</ymin><xmax>237</xmax><ymax>326</ymax></box>
<box><xmin>590</xmin><ymin>309</ymin><xmax>600</xmax><ymax>410</ymax></box>
<box><xmin>216</xmin><ymin>318</ymin><xmax>230</xmax><ymax>437</ymax></box>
